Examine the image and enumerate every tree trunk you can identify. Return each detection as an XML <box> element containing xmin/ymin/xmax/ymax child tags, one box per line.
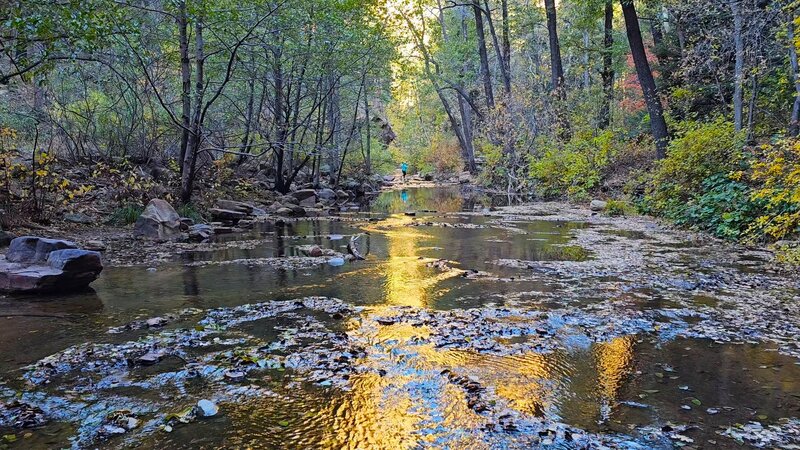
<box><xmin>544</xmin><ymin>0</ymin><xmax>565</xmax><ymax>95</ymax></box>
<box><xmin>582</xmin><ymin>31</ymin><xmax>591</xmax><ymax>89</ymax></box>
<box><xmin>789</xmin><ymin>11</ymin><xmax>800</xmax><ymax>136</ymax></box>
<box><xmin>273</xmin><ymin>54</ymin><xmax>288</xmax><ymax>193</ymax></box>
<box><xmin>501</xmin><ymin>0</ymin><xmax>511</xmax><ymax>89</ymax></box>
<box><xmin>473</xmin><ymin>0</ymin><xmax>495</xmax><ymax>110</ymax></box>
<box><xmin>746</xmin><ymin>73</ymin><xmax>757</xmax><ymax>143</ymax></box>
<box><xmin>181</xmin><ymin>6</ymin><xmax>205</xmax><ymax>204</ymax></box>
<box><xmin>239</xmin><ymin>62</ymin><xmax>256</xmax><ymax>163</ymax></box>
<box><xmin>363</xmin><ymin>77</ymin><xmax>371</xmax><ymax>175</ymax></box>
<box><xmin>732</xmin><ymin>0</ymin><xmax>745</xmax><ymax>132</ymax></box>
<box><xmin>621</xmin><ymin>0</ymin><xmax>669</xmax><ymax>159</ymax></box>
<box><xmin>600</xmin><ymin>0</ymin><xmax>614</xmax><ymax>129</ymax></box>
<box><xmin>483</xmin><ymin>0</ymin><xmax>511</xmax><ymax>94</ymax></box>
<box><xmin>177</xmin><ymin>0</ymin><xmax>191</xmax><ymax>174</ymax></box>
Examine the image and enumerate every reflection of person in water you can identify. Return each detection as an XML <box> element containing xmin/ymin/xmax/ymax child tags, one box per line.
<box><xmin>401</xmin><ymin>162</ymin><xmax>408</xmax><ymax>181</ymax></box>
<box><xmin>401</xmin><ymin>190</ymin><xmax>408</xmax><ymax>203</ymax></box>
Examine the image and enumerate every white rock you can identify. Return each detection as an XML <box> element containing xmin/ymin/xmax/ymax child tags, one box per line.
<box><xmin>196</xmin><ymin>399</ymin><xmax>219</xmax><ymax>417</ymax></box>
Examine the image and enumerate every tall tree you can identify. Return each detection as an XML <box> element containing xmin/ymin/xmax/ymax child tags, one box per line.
<box><xmin>789</xmin><ymin>9</ymin><xmax>800</xmax><ymax>136</ymax></box>
<box><xmin>600</xmin><ymin>0</ymin><xmax>615</xmax><ymax>129</ymax></box>
<box><xmin>544</xmin><ymin>0</ymin><xmax>565</xmax><ymax>95</ymax></box>
<box><xmin>473</xmin><ymin>0</ymin><xmax>495</xmax><ymax>110</ymax></box>
<box><xmin>483</xmin><ymin>0</ymin><xmax>512</xmax><ymax>94</ymax></box>
<box><xmin>731</xmin><ymin>0</ymin><xmax>745</xmax><ymax>132</ymax></box>
<box><xmin>621</xmin><ymin>0</ymin><xmax>669</xmax><ymax>159</ymax></box>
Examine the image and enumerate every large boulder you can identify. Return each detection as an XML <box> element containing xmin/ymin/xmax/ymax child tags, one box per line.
<box><xmin>0</xmin><ymin>237</ymin><xmax>103</xmax><ymax>294</ymax></box>
<box><xmin>292</xmin><ymin>189</ymin><xmax>317</xmax><ymax>205</ymax></box>
<box><xmin>134</xmin><ymin>199</ymin><xmax>182</xmax><ymax>240</ymax></box>
<box><xmin>7</xmin><ymin>236</ymin><xmax>77</xmax><ymax>264</ymax></box>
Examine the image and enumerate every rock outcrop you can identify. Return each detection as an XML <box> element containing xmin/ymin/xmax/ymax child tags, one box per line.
<box><xmin>0</xmin><ymin>236</ymin><xmax>103</xmax><ymax>294</ymax></box>
<box><xmin>134</xmin><ymin>199</ymin><xmax>182</xmax><ymax>240</ymax></box>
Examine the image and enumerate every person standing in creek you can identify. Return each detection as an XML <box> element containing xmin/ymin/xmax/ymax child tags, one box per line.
<box><xmin>401</xmin><ymin>162</ymin><xmax>408</xmax><ymax>182</ymax></box>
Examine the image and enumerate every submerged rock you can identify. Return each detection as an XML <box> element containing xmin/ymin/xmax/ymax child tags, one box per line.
<box><xmin>0</xmin><ymin>237</ymin><xmax>103</xmax><ymax>294</ymax></box>
<box><xmin>134</xmin><ymin>199</ymin><xmax>182</xmax><ymax>241</ymax></box>
<box><xmin>327</xmin><ymin>257</ymin><xmax>345</xmax><ymax>267</ymax></box>
<box><xmin>196</xmin><ymin>399</ymin><xmax>219</xmax><ymax>417</ymax></box>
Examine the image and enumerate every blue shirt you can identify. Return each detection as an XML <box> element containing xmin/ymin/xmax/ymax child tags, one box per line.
<box><xmin>401</xmin><ymin>163</ymin><xmax>408</xmax><ymax>172</ymax></box>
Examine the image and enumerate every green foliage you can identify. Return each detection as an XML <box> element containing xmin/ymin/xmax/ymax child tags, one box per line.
<box><xmin>640</xmin><ymin>119</ymin><xmax>746</xmax><ymax>217</ymax></box>
<box><xmin>529</xmin><ymin>130</ymin><xmax>614</xmax><ymax>200</ymax></box>
<box><xmin>177</xmin><ymin>204</ymin><xmax>204</xmax><ymax>223</ymax></box>
<box><xmin>638</xmin><ymin>125</ymin><xmax>800</xmax><ymax>244</ymax></box>
<box><xmin>107</xmin><ymin>204</ymin><xmax>144</xmax><ymax>226</ymax></box>
<box><xmin>678</xmin><ymin>174</ymin><xmax>763</xmax><ymax>240</ymax></box>
<box><xmin>605</xmin><ymin>200</ymin><xmax>635</xmax><ymax>217</ymax></box>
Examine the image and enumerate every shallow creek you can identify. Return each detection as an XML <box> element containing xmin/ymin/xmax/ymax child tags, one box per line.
<box><xmin>1</xmin><ymin>187</ymin><xmax>799</xmax><ymax>449</ymax></box>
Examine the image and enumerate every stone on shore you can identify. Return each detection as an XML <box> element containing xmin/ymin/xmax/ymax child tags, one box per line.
<box><xmin>0</xmin><ymin>237</ymin><xmax>103</xmax><ymax>294</ymax></box>
<box><xmin>134</xmin><ymin>199</ymin><xmax>182</xmax><ymax>240</ymax></box>
<box><xmin>6</xmin><ymin>236</ymin><xmax>77</xmax><ymax>264</ymax></box>
<box><xmin>188</xmin><ymin>224</ymin><xmax>215</xmax><ymax>242</ymax></box>
<box><xmin>317</xmin><ymin>188</ymin><xmax>337</xmax><ymax>201</ymax></box>
<box><xmin>209</xmin><ymin>208</ymin><xmax>247</xmax><ymax>222</ymax></box>
<box><xmin>292</xmin><ymin>189</ymin><xmax>317</xmax><ymax>203</ymax></box>
<box><xmin>216</xmin><ymin>199</ymin><xmax>255</xmax><ymax>215</ymax></box>
<box><xmin>590</xmin><ymin>200</ymin><xmax>608</xmax><ymax>212</ymax></box>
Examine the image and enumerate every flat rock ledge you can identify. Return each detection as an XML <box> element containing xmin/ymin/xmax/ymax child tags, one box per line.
<box><xmin>0</xmin><ymin>236</ymin><xmax>103</xmax><ymax>294</ymax></box>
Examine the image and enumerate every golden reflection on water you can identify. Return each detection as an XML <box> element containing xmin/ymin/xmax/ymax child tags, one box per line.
<box><xmin>364</xmin><ymin>214</ymin><xmax>463</xmax><ymax>308</ymax></box>
<box><xmin>322</xmin><ymin>372</ymin><xmax>421</xmax><ymax>449</ymax></box>
<box><xmin>594</xmin><ymin>336</ymin><xmax>635</xmax><ymax>402</ymax></box>
<box><xmin>221</xmin><ymin>335</ymin><xmax>637</xmax><ymax>448</ymax></box>
<box><xmin>223</xmin><ymin>209</ymin><xmax>637</xmax><ymax>448</ymax></box>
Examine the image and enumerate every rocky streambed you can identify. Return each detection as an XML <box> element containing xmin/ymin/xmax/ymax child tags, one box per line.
<box><xmin>1</xmin><ymin>187</ymin><xmax>799</xmax><ymax>449</ymax></box>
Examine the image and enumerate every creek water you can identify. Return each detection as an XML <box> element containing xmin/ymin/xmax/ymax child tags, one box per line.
<box><xmin>1</xmin><ymin>187</ymin><xmax>799</xmax><ymax>449</ymax></box>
